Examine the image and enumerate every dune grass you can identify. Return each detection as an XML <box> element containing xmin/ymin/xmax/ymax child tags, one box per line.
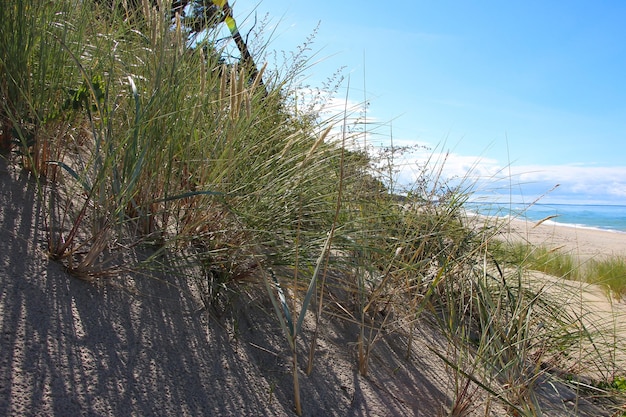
<box><xmin>586</xmin><ymin>256</ymin><xmax>626</xmax><ymax>300</ymax></box>
<box><xmin>2</xmin><ymin>1</ymin><xmax>625</xmax><ymax>415</ymax></box>
<box><xmin>497</xmin><ymin>240</ymin><xmax>626</xmax><ymax>300</ymax></box>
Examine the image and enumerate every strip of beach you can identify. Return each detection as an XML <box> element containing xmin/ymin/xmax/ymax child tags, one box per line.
<box><xmin>479</xmin><ymin>215</ymin><xmax>626</xmax><ymax>261</ymax></box>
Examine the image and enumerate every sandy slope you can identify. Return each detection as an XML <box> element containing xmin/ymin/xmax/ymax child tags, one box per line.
<box><xmin>1</xmin><ymin>157</ymin><xmax>622</xmax><ymax>416</ymax></box>
<box><xmin>0</xmin><ymin>158</ymin><xmax>458</xmax><ymax>416</ymax></box>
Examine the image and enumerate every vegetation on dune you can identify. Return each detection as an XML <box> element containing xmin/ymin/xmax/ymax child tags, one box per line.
<box><xmin>2</xmin><ymin>1</ymin><xmax>625</xmax><ymax>415</ymax></box>
<box><xmin>496</xmin><ymin>240</ymin><xmax>626</xmax><ymax>300</ymax></box>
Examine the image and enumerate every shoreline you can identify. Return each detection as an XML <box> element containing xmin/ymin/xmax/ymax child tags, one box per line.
<box><xmin>469</xmin><ymin>214</ymin><xmax>626</xmax><ymax>260</ymax></box>
<box><xmin>463</xmin><ymin>202</ymin><xmax>626</xmax><ymax>234</ymax></box>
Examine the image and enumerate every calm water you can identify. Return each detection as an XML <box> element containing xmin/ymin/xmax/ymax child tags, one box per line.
<box><xmin>465</xmin><ymin>202</ymin><xmax>626</xmax><ymax>233</ymax></box>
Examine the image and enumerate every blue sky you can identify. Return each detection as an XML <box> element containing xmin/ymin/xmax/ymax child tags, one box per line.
<box><xmin>232</xmin><ymin>1</ymin><xmax>626</xmax><ymax>205</ymax></box>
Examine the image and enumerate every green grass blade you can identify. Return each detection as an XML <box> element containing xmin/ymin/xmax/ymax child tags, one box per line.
<box><xmin>262</xmin><ymin>269</ymin><xmax>295</xmax><ymax>351</ymax></box>
<box><xmin>294</xmin><ymin>230</ymin><xmax>334</xmax><ymax>336</ymax></box>
<box><xmin>272</xmin><ymin>272</ymin><xmax>294</xmax><ymax>338</ymax></box>
<box><xmin>154</xmin><ymin>190</ymin><xmax>224</xmax><ymax>203</ymax></box>
<box><xmin>46</xmin><ymin>161</ymin><xmax>91</xmax><ymax>193</ymax></box>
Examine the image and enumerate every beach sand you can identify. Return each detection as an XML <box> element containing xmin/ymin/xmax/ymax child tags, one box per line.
<box><xmin>481</xmin><ymin>215</ymin><xmax>626</xmax><ymax>260</ymax></box>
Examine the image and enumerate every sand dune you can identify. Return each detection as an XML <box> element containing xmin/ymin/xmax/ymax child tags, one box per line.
<box><xmin>1</xmin><ymin>158</ymin><xmax>623</xmax><ymax>416</ymax></box>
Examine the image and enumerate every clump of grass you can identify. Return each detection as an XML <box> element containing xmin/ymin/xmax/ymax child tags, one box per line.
<box><xmin>496</xmin><ymin>240</ymin><xmax>626</xmax><ymax>299</ymax></box>
<box><xmin>586</xmin><ymin>256</ymin><xmax>626</xmax><ymax>299</ymax></box>
<box><xmin>526</xmin><ymin>245</ymin><xmax>581</xmax><ymax>281</ymax></box>
<box><xmin>431</xmin><ymin>253</ymin><xmax>625</xmax><ymax>415</ymax></box>
<box><xmin>494</xmin><ymin>241</ymin><xmax>579</xmax><ymax>280</ymax></box>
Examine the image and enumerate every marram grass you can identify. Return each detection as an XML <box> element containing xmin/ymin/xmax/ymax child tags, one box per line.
<box><xmin>499</xmin><ymin>241</ymin><xmax>626</xmax><ymax>299</ymax></box>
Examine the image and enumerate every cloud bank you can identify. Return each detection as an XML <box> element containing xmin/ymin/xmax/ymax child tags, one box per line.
<box><xmin>392</xmin><ymin>146</ymin><xmax>626</xmax><ymax>205</ymax></box>
<box><xmin>309</xmin><ymin>91</ymin><xmax>625</xmax><ymax>206</ymax></box>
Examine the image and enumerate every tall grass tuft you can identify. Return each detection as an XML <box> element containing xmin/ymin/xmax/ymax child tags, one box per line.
<box><xmin>584</xmin><ymin>257</ymin><xmax>626</xmax><ymax>299</ymax></box>
<box><xmin>498</xmin><ymin>241</ymin><xmax>626</xmax><ymax>300</ymax></box>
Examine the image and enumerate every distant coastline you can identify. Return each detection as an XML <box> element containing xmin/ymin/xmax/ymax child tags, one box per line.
<box><xmin>464</xmin><ymin>202</ymin><xmax>626</xmax><ymax>233</ymax></box>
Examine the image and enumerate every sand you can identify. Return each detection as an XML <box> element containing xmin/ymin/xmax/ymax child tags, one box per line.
<box><xmin>493</xmin><ymin>216</ymin><xmax>626</xmax><ymax>260</ymax></box>
<box><xmin>0</xmin><ymin>158</ymin><xmax>468</xmax><ymax>416</ymax></box>
<box><xmin>1</xmin><ymin>156</ymin><xmax>624</xmax><ymax>416</ymax></box>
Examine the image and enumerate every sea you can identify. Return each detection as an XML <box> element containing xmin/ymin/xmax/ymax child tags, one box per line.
<box><xmin>464</xmin><ymin>202</ymin><xmax>626</xmax><ymax>233</ymax></box>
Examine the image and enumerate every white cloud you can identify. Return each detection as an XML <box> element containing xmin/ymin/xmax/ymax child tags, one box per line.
<box><xmin>381</xmin><ymin>145</ymin><xmax>626</xmax><ymax>204</ymax></box>
<box><xmin>507</xmin><ymin>165</ymin><xmax>626</xmax><ymax>201</ymax></box>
